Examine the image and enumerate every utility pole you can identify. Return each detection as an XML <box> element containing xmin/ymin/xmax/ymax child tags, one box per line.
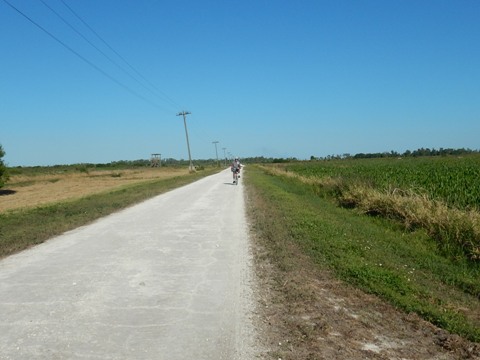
<box><xmin>222</xmin><ymin>147</ymin><xmax>227</xmax><ymax>167</ymax></box>
<box><xmin>212</xmin><ymin>141</ymin><xmax>219</xmax><ymax>167</ymax></box>
<box><xmin>176</xmin><ymin>111</ymin><xmax>194</xmax><ymax>172</ymax></box>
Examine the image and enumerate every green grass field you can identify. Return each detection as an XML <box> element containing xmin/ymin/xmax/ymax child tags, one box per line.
<box><xmin>246</xmin><ymin>163</ymin><xmax>480</xmax><ymax>342</ymax></box>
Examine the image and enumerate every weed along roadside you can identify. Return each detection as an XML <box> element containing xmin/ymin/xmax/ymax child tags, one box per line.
<box><xmin>276</xmin><ymin>155</ymin><xmax>480</xmax><ymax>262</ymax></box>
<box><xmin>245</xmin><ymin>164</ymin><xmax>480</xmax><ymax>358</ymax></box>
<box><xmin>0</xmin><ymin>168</ymin><xmax>219</xmax><ymax>259</ymax></box>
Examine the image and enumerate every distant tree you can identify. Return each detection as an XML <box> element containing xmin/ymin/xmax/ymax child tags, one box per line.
<box><xmin>351</xmin><ymin>147</ymin><xmax>479</xmax><ymax>159</ymax></box>
<box><xmin>0</xmin><ymin>144</ymin><xmax>9</xmax><ymax>188</ymax></box>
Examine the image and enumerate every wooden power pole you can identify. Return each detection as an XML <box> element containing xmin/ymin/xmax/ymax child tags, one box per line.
<box><xmin>176</xmin><ymin>111</ymin><xmax>194</xmax><ymax>172</ymax></box>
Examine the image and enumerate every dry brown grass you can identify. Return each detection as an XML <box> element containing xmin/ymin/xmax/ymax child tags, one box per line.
<box><xmin>0</xmin><ymin>168</ymin><xmax>189</xmax><ymax>213</ymax></box>
<box><xmin>261</xmin><ymin>165</ymin><xmax>480</xmax><ymax>261</ymax></box>
<box><xmin>340</xmin><ymin>185</ymin><xmax>480</xmax><ymax>260</ymax></box>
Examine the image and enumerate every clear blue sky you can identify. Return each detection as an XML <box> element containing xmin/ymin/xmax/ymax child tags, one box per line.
<box><xmin>1</xmin><ymin>0</ymin><xmax>479</xmax><ymax>166</ymax></box>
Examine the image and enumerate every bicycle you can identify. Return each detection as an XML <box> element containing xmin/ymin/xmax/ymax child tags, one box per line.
<box><xmin>233</xmin><ymin>169</ymin><xmax>240</xmax><ymax>185</ymax></box>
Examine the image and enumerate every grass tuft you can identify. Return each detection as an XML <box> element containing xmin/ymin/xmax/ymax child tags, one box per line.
<box><xmin>339</xmin><ymin>183</ymin><xmax>480</xmax><ymax>261</ymax></box>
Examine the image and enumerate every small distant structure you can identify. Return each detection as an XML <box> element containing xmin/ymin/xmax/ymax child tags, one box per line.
<box><xmin>150</xmin><ymin>153</ymin><xmax>161</xmax><ymax>167</ymax></box>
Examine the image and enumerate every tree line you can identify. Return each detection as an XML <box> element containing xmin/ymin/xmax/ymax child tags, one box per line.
<box><xmin>308</xmin><ymin>147</ymin><xmax>479</xmax><ymax>161</ymax></box>
<box><xmin>352</xmin><ymin>147</ymin><xmax>479</xmax><ymax>159</ymax></box>
<box><xmin>1</xmin><ymin>144</ymin><xmax>479</xmax><ymax>189</ymax></box>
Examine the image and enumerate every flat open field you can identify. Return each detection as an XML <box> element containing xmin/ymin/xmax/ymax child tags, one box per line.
<box><xmin>0</xmin><ymin>167</ymin><xmax>190</xmax><ymax>213</ymax></box>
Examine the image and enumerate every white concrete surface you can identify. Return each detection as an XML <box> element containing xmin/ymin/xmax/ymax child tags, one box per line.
<box><xmin>0</xmin><ymin>168</ymin><xmax>256</xmax><ymax>359</ymax></box>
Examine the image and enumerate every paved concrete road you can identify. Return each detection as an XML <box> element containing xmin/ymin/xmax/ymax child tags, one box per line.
<box><xmin>0</xmin><ymin>169</ymin><xmax>256</xmax><ymax>359</ymax></box>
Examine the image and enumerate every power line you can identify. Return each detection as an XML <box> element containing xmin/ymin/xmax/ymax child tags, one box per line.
<box><xmin>58</xmin><ymin>0</ymin><xmax>180</xmax><ymax>110</ymax></box>
<box><xmin>2</xmin><ymin>0</ymin><xmax>168</xmax><ymax>110</ymax></box>
<box><xmin>59</xmin><ymin>0</ymin><xmax>182</xmax><ymax>110</ymax></box>
<box><xmin>40</xmin><ymin>0</ymin><xmax>165</xmax><ymax>104</ymax></box>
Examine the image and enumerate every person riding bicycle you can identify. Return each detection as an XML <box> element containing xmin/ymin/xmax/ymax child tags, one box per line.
<box><xmin>231</xmin><ymin>157</ymin><xmax>241</xmax><ymax>184</ymax></box>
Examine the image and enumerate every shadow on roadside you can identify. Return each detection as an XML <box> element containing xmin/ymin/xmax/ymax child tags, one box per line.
<box><xmin>0</xmin><ymin>189</ymin><xmax>16</xmax><ymax>196</ymax></box>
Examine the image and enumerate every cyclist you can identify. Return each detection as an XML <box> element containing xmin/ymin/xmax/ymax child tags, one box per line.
<box><xmin>231</xmin><ymin>157</ymin><xmax>241</xmax><ymax>184</ymax></box>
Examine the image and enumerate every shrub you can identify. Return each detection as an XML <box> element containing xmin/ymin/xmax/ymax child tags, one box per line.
<box><xmin>0</xmin><ymin>144</ymin><xmax>9</xmax><ymax>188</ymax></box>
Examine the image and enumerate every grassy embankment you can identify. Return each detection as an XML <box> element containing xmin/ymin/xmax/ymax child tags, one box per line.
<box><xmin>285</xmin><ymin>155</ymin><xmax>480</xmax><ymax>261</ymax></box>
<box><xmin>245</xmin><ymin>160</ymin><xmax>480</xmax><ymax>342</ymax></box>
<box><xmin>0</xmin><ymin>167</ymin><xmax>219</xmax><ymax>258</ymax></box>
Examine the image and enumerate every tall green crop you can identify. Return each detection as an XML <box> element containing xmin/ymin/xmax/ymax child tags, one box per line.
<box><xmin>286</xmin><ymin>155</ymin><xmax>480</xmax><ymax>210</ymax></box>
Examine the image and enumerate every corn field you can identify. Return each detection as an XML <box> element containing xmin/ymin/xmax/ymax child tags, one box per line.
<box><xmin>279</xmin><ymin>155</ymin><xmax>480</xmax><ymax>261</ymax></box>
<box><xmin>286</xmin><ymin>155</ymin><xmax>480</xmax><ymax>211</ymax></box>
